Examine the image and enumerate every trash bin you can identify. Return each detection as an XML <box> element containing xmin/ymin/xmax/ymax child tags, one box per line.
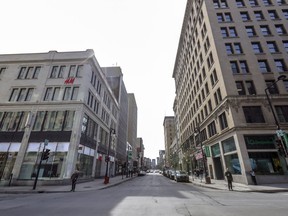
<box><xmin>205</xmin><ymin>176</ymin><xmax>211</xmax><ymax>184</ymax></box>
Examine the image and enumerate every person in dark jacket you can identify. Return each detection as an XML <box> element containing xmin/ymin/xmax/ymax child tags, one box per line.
<box><xmin>250</xmin><ymin>170</ymin><xmax>257</xmax><ymax>185</ymax></box>
<box><xmin>70</xmin><ymin>170</ymin><xmax>79</xmax><ymax>192</ymax></box>
<box><xmin>224</xmin><ymin>168</ymin><xmax>233</xmax><ymax>191</ymax></box>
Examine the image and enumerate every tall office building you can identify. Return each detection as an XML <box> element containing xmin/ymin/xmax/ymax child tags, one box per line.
<box><xmin>0</xmin><ymin>50</ymin><xmax>121</xmax><ymax>185</ymax></box>
<box><xmin>163</xmin><ymin>116</ymin><xmax>176</xmax><ymax>167</ymax></box>
<box><xmin>173</xmin><ymin>0</ymin><xmax>288</xmax><ymax>184</ymax></box>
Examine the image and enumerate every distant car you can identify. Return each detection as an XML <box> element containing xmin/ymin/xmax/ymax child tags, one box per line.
<box><xmin>138</xmin><ymin>170</ymin><xmax>146</xmax><ymax>176</ymax></box>
<box><xmin>174</xmin><ymin>170</ymin><xmax>189</xmax><ymax>182</ymax></box>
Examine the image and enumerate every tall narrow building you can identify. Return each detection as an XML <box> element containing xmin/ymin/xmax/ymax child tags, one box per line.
<box><xmin>173</xmin><ymin>0</ymin><xmax>288</xmax><ymax>184</ymax></box>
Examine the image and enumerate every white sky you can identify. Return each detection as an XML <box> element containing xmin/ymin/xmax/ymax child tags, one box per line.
<box><xmin>0</xmin><ymin>0</ymin><xmax>186</xmax><ymax>160</ymax></box>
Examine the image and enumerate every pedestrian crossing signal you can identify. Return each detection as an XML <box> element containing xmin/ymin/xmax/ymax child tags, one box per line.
<box><xmin>42</xmin><ymin>149</ymin><xmax>50</xmax><ymax>160</ymax></box>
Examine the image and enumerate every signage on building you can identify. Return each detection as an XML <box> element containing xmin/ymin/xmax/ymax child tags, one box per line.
<box><xmin>64</xmin><ymin>77</ymin><xmax>75</xmax><ymax>84</ymax></box>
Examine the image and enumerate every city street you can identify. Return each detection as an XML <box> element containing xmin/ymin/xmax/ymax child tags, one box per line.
<box><xmin>1</xmin><ymin>173</ymin><xmax>288</xmax><ymax>216</ymax></box>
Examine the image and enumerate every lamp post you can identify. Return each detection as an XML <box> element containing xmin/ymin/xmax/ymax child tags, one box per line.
<box><xmin>264</xmin><ymin>75</ymin><xmax>287</xmax><ymax>157</ymax></box>
<box><xmin>104</xmin><ymin>128</ymin><xmax>116</xmax><ymax>184</ymax></box>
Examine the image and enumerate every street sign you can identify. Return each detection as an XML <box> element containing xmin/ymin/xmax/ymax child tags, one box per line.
<box><xmin>44</xmin><ymin>139</ymin><xmax>49</xmax><ymax>146</ymax></box>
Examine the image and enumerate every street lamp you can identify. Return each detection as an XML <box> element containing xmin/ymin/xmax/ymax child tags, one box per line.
<box><xmin>104</xmin><ymin>128</ymin><xmax>116</xmax><ymax>184</ymax></box>
<box><xmin>264</xmin><ymin>75</ymin><xmax>287</xmax><ymax>157</ymax></box>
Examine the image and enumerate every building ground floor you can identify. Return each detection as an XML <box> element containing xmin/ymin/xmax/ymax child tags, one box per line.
<box><xmin>180</xmin><ymin>130</ymin><xmax>288</xmax><ymax>185</ymax></box>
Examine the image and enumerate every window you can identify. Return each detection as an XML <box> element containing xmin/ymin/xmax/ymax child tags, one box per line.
<box><xmin>277</xmin><ymin>0</ymin><xmax>287</xmax><ymax>5</ymax></box>
<box><xmin>236</xmin><ymin>81</ymin><xmax>246</xmax><ymax>95</ymax></box>
<box><xmin>0</xmin><ymin>67</ymin><xmax>6</xmax><ymax>79</ymax></box>
<box><xmin>254</xmin><ymin>11</ymin><xmax>265</xmax><ymax>20</ymax></box>
<box><xmin>246</xmin><ymin>26</ymin><xmax>257</xmax><ymax>36</ymax></box>
<box><xmin>17</xmin><ymin>66</ymin><xmax>41</xmax><ymax>79</ymax></box>
<box><xmin>266</xmin><ymin>80</ymin><xmax>279</xmax><ymax>94</ymax></box>
<box><xmin>9</xmin><ymin>88</ymin><xmax>34</xmax><ymax>102</ymax></box>
<box><xmin>283</xmin><ymin>41</ymin><xmax>288</xmax><ymax>52</ymax></box>
<box><xmin>236</xmin><ymin>81</ymin><xmax>256</xmax><ymax>95</ymax></box>
<box><xmin>214</xmin><ymin>88</ymin><xmax>222</xmax><ymax>105</ymax></box>
<box><xmin>219</xmin><ymin>112</ymin><xmax>228</xmax><ymax>130</ymax></box>
<box><xmin>243</xmin><ymin>106</ymin><xmax>265</xmax><ymax>123</ymax></box>
<box><xmin>263</xmin><ymin>0</ymin><xmax>272</xmax><ymax>6</ymax></box>
<box><xmin>217</xmin><ymin>13</ymin><xmax>233</xmax><ymax>22</ymax></box>
<box><xmin>210</xmin><ymin>69</ymin><xmax>218</xmax><ymax>86</ymax></box>
<box><xmin>208</xmin><ymin>121</ymin><xmax>217</xmax><ymax>137</ymax></box>
<box><xmin>258</xmin><ymin>60</ymin><xmax>270</xmax><ymax>72</ymax></box>
<box><xmin>236</xmin><ymin>0</ymin><xmax>245</xmax><ymax>7</ymax></box>
<box><xmin>230</xmin><ymin>61</ymin><xmax>239</xmax><ymax>73</ymax></box>
<box><xmin>63</xmin><ymin>87</ymin><xmax>79</xmax><ymax>101</ymax></box>
<box><xmin>275</xmin><ymin>24</ymin><xmax>287</xmax><ymax>35</ymax></box>
<box><xmin>44</xmin><ymin>87</ymin><xmax>53</xmax><ymax>101</ymax></box>
<box><xmin>221</xmin><ymin>27</ymin><xmax>238</xmax><ymax>37</ymax></box>
<box><xmin>239</xmin><ymin>60</ymin><xmax>250</xmax><ymax>73</ymax></box>
<box><xmin>225</xmin><ymin>43</ymin><xmax>243</xmax><ymax>54</ymax></box>
<box><xmin>267</xmin><ymin>41</ymin><xmax>279</xmax><ymax>53</ymax></box>
<box><xmin>274</xmin><ymin>59</ymin><xmax>287</xmax><ymax>72</ymax></box>
<box><xmin>275</xmin><ymin>106</ymin><xmax>288</xmax><ymax>122</ymax></box>
<box><xmin>213</xmin><ymin>0</ymin><xmax>228</xmax><ymax>8</ymax></box>
<box><xmin>240</xmin><ymin>12</ymin><xmax>251</xmax><ymax>21</ymax></box>
<box><xmin>50</xmin><ymin>65</ymin><xmax>66</xmax><ymax>78</ymax></box>
<box><xmin>207</xmin><ymin>52</ymin><xmax>214</xmax><ymax>68</ymax></box>
<box><xmin>284</xmin><ymin>80</ymin><xmax>288</xmax><ymax>92</ymax></box>
<box><xmin>249</xmin><ymin>0</ymin><xmax>259</xmax><ymax>6</ymax></box>
<box><xmin>246</xmin><ymin>81</ymin><xmax>256</xmax><ymax>95</ymax></box>
<box><xmin>268</xmin><ymin>10</ymin><xmax>279</xmax><ymax>20</ymax></box>
<box><xmin>251</xmin><ymin>42</ymin><xmax>263</xmax><ymax>53</ymax></box>
<box><xmin>68</xmin><ymin>65</ymin><xmax>76</xmax><ymax>77</ymax></box>
<box><xmin>283</xmin><ymin>9</ymin><xmax>288</xmax><ymax>19</ymax></box>
<box><xmin>260</xmin><ymin>25</ymin><xmax>272</xmax><ymax>36</ymax></box>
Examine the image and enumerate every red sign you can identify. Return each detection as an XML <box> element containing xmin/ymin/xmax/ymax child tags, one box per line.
<box><xmin>64</xmin><ymin>77</ymin><xmax>75</xmax><ymax>84</ymax></box>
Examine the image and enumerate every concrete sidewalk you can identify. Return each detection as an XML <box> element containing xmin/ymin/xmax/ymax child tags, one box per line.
<box><xmin>189</xmin><ymin>176</ymin><xmax>288</xmax><ymax>193</ymax></box>
<box><xmin>1</xmin><ymin>174</ymin><xmax>288</xmax><ymax>194</ymax></box>
<box><xmin>0</xmin><ymin>175</ymin><xmax>136</xmax><ymax>194</ymax></box>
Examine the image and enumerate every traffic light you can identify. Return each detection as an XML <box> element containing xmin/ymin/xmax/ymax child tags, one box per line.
<box><xmin>128</xmin><ymin>151</ymin><xmax>132</xmax><ymax>160</ymax></box>
<box><xmin>275</xmin><ymin>139</ymin><xmax>285</xmax><ymax>157</ymax></box>
<box><xmin>42</xmin><ymin>149</ymin><xmax>50</xmax><ymax>160</ymax></box>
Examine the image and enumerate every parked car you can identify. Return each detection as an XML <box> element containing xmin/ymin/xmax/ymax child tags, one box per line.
<box><xmin>138</xmin><ymin>170</ymin><xmax>146</xmax><ymax>176</ymax></box>
<box><xmin>174</xmin><ymin>170</ymin><xmax>189</xmax><ymax>182</ymax></box>
<box><xmin>170</xmin><ymin>170</ymin><xmax>176</xmax><ymax>180</ymax></box>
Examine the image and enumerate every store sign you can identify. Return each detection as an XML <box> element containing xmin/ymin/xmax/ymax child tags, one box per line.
<box><xmin>64</xmin><ymin>77</ymin><xmax>75</xmax><ymax>84</ymax></box>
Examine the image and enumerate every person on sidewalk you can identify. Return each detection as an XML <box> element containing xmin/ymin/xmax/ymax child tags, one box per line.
<box><xmin>224</xmin><ymin>168</ymin><xmax>233</xmax><ymax>191</ymax></box>
<box><xmin>70</xmin><ymin>170</ymin><xmax>79</xmax><ymax>192</ymax></box>
<box><xmin>250</xmin><ymin>170</ymin><xmax>257</xmax><ymax>185</ymax></box>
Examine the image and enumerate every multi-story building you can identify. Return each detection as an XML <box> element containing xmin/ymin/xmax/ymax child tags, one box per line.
<box><xmin>172</xmin><ymin>0</ymin><xmax>288</xmax><ymax>184</ymax></box>
<box><xmin>127</xmin><ymin>93</ymin><xmax>138</xmax><ymax>164</ymax></box>
<box><xmin>136</xmin><ymin>137</ymin><xmax>145</xmax><ymax>170</ymax></box>
<box><xmin>163</xmin><ymin>116</ymin><xmax>177</xmax><ymax>167</ymax></box>
<box><xmin>102</xmin><ymin>66</ymin><xmax>128</xmax><ymax>175</ymax></box>
<box><xmin>0</xmin><ymin>50</ymin><xmax>123</xmax><ymax>186</ymax></box>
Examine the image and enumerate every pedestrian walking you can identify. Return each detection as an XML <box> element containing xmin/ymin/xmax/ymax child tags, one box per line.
<box><xmin>250</xmin><ymin>170</ymin><xmax>257</xmax><ymax>185</ymax></box>
<box><xmin>70</xmin><ymin>170</ymin><xmax>79</xmax><ymax>192</ymax></box>
<box><xmin>224</xmin><ymin>168</ymin><xmax>233</xmax><ymax>191</ymax></box>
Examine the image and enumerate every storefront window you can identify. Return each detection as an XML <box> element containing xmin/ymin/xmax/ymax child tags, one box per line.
<box><xmin>224</xmin><ymin>153</ymin><xmax>241</xmax><ymax>174</ymax></box>
<box><xmin>248</xmin><ymin>152</ymin><xmax>282</xmax><ymax>174</ymax></box>
<box><xmin>0</xmin><ymin>143</ymin><xmax>20</xmax><ymax>180</ymax></box>
<box><xmin>77</xmin><ymin>145</ymin><xmax>94</xmax><ymax>178</ymax></box>
<box><xmin>19</xmin><ymin>142</ymin><xmax>69</xmax><ymax>179</ymax></box>
<box><xmin>222</xmin><ymin>137</ymin><xmax>236</xmax><ymax>153</ymax></box>
<box><xmin>211</xmin><ymin>143</ymin><xmax>220</xmax><ymax>157</ymax></box>
<box><xmin>245</xmin><ymin>135</ymin><xmax>275</xmax><ymax>149</ymax></box>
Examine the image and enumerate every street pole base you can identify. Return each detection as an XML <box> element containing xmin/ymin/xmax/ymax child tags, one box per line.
<box><xmin>104</xmin><ymin>176</ymin><xmax>110</xmax><ymax>184</ymax></box>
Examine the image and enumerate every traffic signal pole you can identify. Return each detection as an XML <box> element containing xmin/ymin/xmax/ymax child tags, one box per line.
<box><xmin>33</xmin><ymin>146</ymin><xmax>45</xmax><ymax>190</ymax></box>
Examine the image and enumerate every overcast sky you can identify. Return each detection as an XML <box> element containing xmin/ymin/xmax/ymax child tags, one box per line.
<box><xmin>0</xmin><ymin>0</ymin><xmax>186</xmax><ymax>160</ymax></box>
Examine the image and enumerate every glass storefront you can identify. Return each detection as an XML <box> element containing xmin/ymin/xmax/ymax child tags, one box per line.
<box><xmin>244</xmin><ymin>135</ymin><xmax>282</xmax><ymax>174</ymax></box>
<box><xmin>19</xmin><ymin>142</ymin><xmax>69</xmax><ymax>179</ymax></box>
<box><xmin>77</xmin><ymin>144</ymin><xmax>94</xmax><ymax>178</ymax></box>
<box><xmin>0</xmin><ymin>143</ymin><xmax>20</xmax><ymax>180</ymax></box>
<box><xmin>222</xmin><ymin>136</ymin><xmax>241</xmax><ymax>174</ymax></box>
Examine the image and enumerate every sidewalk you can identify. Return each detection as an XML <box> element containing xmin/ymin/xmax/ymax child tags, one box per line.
<box><xmin>1</xmin><ymin>174</ymin><xmax>288</xmax><ymax>194</ymax></box>
<box><xmin>189</xmin><ymin>176</ymin><xmax>288</xmax><ymax>193</ymax></box>
<box><xmin>0</xmin><ymin>175</ymin><xmax>136</xmax><ymax>194</ymax></box>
